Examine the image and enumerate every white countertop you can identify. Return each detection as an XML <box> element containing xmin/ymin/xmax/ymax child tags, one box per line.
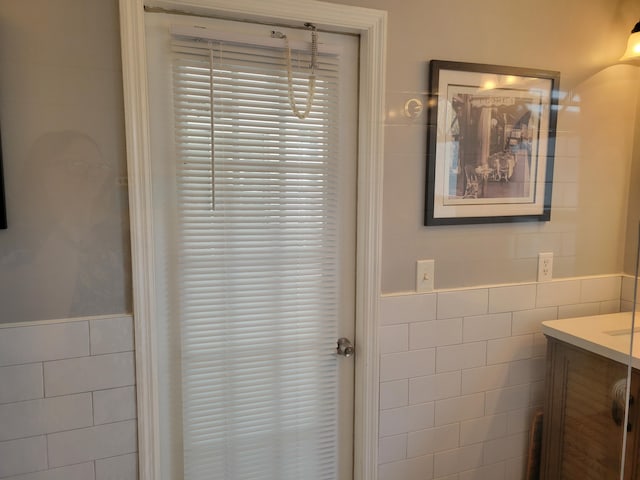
<box><xmin>542</xmin><ymin>312</ymin><xmax>640</xmax><ymax>368</ymax></box>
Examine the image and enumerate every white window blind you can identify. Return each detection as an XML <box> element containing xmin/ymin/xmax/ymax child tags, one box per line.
<box><xmin>171</xmin><ymin>31</ymin><xmax>343</xmax><ymax>480</ymax></box>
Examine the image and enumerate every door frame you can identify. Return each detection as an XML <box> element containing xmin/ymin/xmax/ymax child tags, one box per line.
<box><xmin>119</xmin><ymin>1</ymin><xmax>386</xmax><ymax>479</ymax></box>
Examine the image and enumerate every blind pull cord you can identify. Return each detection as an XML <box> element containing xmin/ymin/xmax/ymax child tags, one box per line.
<box><xmin>209</xmin><ymin>41</ymin><xmax>216</xmax><ymax>210</ymax></box>
<box><xmin>271</xmin><ymin>23</ymin><xmax>318</xmax><ymax>120</ymax></box>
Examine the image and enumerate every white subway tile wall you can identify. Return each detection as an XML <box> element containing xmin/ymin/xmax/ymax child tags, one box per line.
<box><xmin>535</xmin><ymin>280</ymin><xmax>581</xmax><ymax>308</ymax></box>
<box><xmin>89</xmin><ymin>317</ymin><xmax>135</xmax><ymax>356</ymax></box>
<box><xmin>7</xmin><ymin>463</ymin><xmax>96</xmax><ymax>480</ymax></box>
<box><xmin>601</xmin><ymin>299</ymin><xmax>622</xmax><ymax>314</ymax></box>
<box><xmin>380</xmin><ymin>324</ymin><xmax>409</xmax><ymax>354</ymax></box>
<box><xmin>409</xmin><ymin>371</ymin><xmax>461</xmax><ymax>404</ymax></box>
<box><xmin>436</xmin><ymin>342</ymin><xmax>486</xmax><ymax>373</ymax></box>
<box><xmin>380</xmin><ymin>380</ymin><xmax>409</xmax><ymax>410</ymax></box>
<box><xmin>620</xmin><ymin>275</ymin><xmax>639</xmax><ymax>311</ymax></box>
<box><xmin>409</xmin><ymin>319</ymin><xmax>463</xmax><ymax>349</ymax></box>
<box><xmin>378</xmin><ymin>275</ymin><xmax>623</xmax><ymax>480</ymax></box>
<box><xmin>381</xmin><ymin>349</ymin><xmax>436</xmax><ymax>381</ymax></box>
<box><xmin>0</xmin><ymin>364</ymin><xmax>44</xmax><ymax>404</ymax></box>
<box><xmin>95</xmin><ymin>454</ymin><xmax>138</xmax><ymax>480</ymax></box>
<box><xmin>437</xmin><ymin>290</ymin><xmax>489</xmax><ymax>320</ymax></box>
<box><xmin>0</xmin><ymin>322</ymin><xmax>90</xmax><ymax>367</ymax></box>
<box><xmin>488</xmin><ymin>285</ymin><xmax>537</xmax><ymax>314</ymax></box>
<box><xmin>407</xmin><ymin>423</ymin><xmax>459</xmax><ymax>458</ymax></box>
<box><xmin>462</xmin><ymin>313</ymin><xmax>511</xmax><ymax>342</ymax></box>
<box><xmin>378</xmin><ymin>454</ymin><xmax>434</xmax><ymax>480</ymax></box>
<box><xmin>0</xmin><ymin>315</ymin><xmax>137</xmax><ymax>480</ymax></box>
<box><xmin>557</xmin><ymin>301</ymin><xmax>601</xmax><ymax>319</ymax></box>
<box><xmin>0</xmin><ymin>437</ymin><xmax>47</xmax><ymax>478</ymax></box>
<box><xmin>93</xmin><ymin>386</ymin><xmax>137</xmax><ymax>425</ymax></box>
<box><xmin>0</xmin><ymin>394</ymin><xmax>93</xmax><ymax>442</ymax></box>
<box><xmin>0</xmin><ymin>276</ymin><xmax>629</xmax><ymax>480</ymax></box>
<box><xmin>580</xmin><ymin>276</ymin><xmax>622</xmax><ymax>303</ymax></box>
<box><xmin>379</xmin><ymin>435</ymin><xmax>407</xmax><ymax>464</ymax></box>
<box><xmin>48</xmin><ymin>420</ymin><xmax>137</xmax><ymax>468</ymax></box>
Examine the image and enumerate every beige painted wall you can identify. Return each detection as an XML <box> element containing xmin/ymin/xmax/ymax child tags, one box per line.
<box><xmin>329</xmin><ymin>0</ymin><xmax>640</xmax><ymax>292</ymax></box>
<box><xmin>624</xmin><ymin>88</ymin><xmax>640</xmax><ymax>275</ymax></box>
<box><xmin>0</xmin><ymin>0</ymin><xmax>639</xmax><ymax>321</ymax></box>
<box><xmin>0</xmin><ymin>0</ymin><xmax>131</xmax><ymax>322</ymax></box>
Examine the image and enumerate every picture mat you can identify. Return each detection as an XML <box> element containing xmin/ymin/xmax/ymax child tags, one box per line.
<box><xmin>432</xmin><ymin>69</ymin><xmax>552</xmax><ymax>220</ymax></box>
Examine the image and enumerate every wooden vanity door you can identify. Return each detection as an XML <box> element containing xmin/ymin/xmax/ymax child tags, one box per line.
<box><xmin>541</xmin><ymin>338</ymin><xmax>638</xmax><ymax>480</ymax></box>
<box><xmin>630</xmin><ymin>370</ymin><xmax>640</xmax><ymax>480</ymax></box>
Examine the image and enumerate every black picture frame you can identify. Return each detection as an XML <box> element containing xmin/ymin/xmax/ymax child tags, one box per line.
<box><xmin>425</xmin><ymin>60</ymin><xmax>560</xmax><ymax>226</ymax></box>
<box><xmin>0</xmin><ymin>129</ymin><xmax>6</xmax><ymax>229</ymax></box>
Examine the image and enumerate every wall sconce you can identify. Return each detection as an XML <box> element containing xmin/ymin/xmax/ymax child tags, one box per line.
<box><xmin>621</xmin><ymin>20</ymin><xmax>640</xmax><ymax>62</ymax></box>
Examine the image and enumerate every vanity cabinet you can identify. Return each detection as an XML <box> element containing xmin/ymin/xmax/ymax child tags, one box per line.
<box><xmin>541</xmin><ymin>337</ymin><xmax>640</xmax><ymax>479</ymax></box>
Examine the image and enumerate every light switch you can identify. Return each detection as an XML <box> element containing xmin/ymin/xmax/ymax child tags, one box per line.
<box><xmin>416</xmin><ymin>259</ymin><xmax>435</xmax><ymax>293</ymax></box>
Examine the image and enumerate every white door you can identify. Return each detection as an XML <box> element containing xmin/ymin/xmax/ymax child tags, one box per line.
<box><xmin>144</xmin><ymin>12</ymin><xmax>359</xmax><ymax>480</ymax></box>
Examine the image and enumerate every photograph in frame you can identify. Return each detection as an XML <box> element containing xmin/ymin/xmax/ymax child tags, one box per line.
<box><xmin>425</xmin><ymin>60</ymin><xmax>560</xmax><ymax>226</ymax></box>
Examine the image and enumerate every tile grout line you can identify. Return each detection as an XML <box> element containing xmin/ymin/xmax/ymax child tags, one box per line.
<box><xmin>91</xmin><ymin>390</ymin><xmax>96</xmax><ymax>427</ymax></box>
<box><xmin>88</xmin><ymin>320</ymin><xmax>93</xmax><ymax>357</ymax></box>
<box><xmin>45</xmin><ymin>432</ymin><xmax>50</xmax><ymax>471</ymax></box>
<box><xmin>41</xmin><ymin>361</ymin><xmax>46</xmax><ymax>399</ymax></box>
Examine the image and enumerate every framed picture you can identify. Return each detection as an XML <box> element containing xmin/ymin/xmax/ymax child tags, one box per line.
<box><xmin>425</xmin><ymin>60</ymin><xmax>560</xmax><ymax>226</ymax></box>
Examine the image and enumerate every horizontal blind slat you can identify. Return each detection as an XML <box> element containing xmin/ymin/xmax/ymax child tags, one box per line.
<box><xmin>172</xmin><ymin>27</ymin><xmax>342</xmax><ymax>480</ymax></box>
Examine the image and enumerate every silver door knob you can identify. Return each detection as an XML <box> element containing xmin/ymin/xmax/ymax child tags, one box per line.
<box><xmin>337</xmin><ymin>337</ymin><xmax>354</xmax><ymax>358</ymax></box>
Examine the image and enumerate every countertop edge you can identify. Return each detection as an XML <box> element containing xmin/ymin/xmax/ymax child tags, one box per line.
<box><xmin>542</xmin><ymin>312</ymin><xmax>640</xmax><ymax>369</ymax></box>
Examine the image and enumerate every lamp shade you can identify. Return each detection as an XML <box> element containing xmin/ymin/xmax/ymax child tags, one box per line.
<box><xmin>620</xmin><ymin>21</ymin><xmax>640</xmax><ymax>62</ymax></box>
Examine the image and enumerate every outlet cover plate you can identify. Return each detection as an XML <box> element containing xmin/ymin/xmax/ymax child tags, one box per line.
<box><xmin>538</xmin><ymin>252</ymin><xmax>553</xmax><ymax>282</ymax></box>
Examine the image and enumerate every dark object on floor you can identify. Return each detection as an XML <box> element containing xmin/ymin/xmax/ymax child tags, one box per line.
<box><xmin>526</xmin><ymin>409</ymin><xmax>543</xmax><ymax>480</ymax></box>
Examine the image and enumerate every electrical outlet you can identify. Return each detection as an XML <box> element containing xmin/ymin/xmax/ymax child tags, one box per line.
<box><xmin>416</xmin><ymin>259</ymin><xmax>435</xmax><ymax>293</ymax></box>
<box><xmin>538</xmin><ymin>252</ymin><xmax>553</xmax><ymax>282</ymax></box>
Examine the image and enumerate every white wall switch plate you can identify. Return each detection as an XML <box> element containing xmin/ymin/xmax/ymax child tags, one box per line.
<box><xmin>416</xmin><ymin>259</ymin><xmax>435</xmax><ymax>293</ymax></box>
<box><xmin>538</xmin><ymin>252</ymin><xmax>553</xmax><ymax>282</ymax></box>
